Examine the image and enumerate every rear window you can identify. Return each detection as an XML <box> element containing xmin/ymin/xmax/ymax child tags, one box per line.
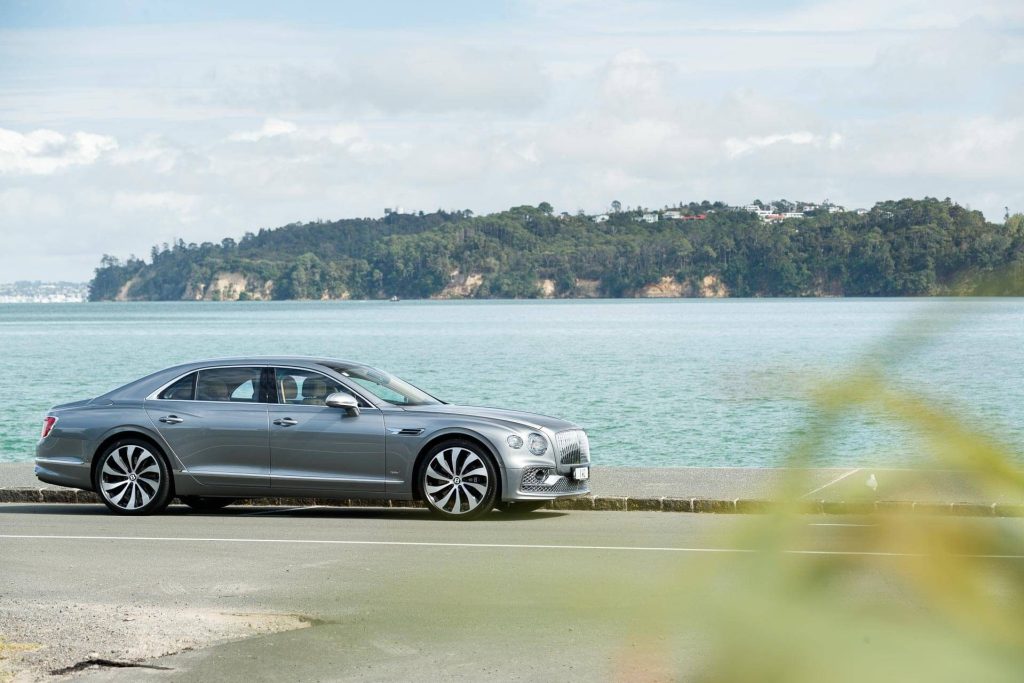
<box><xmin>196</xmin><ymin>367</ymin><xmax>265</xmax><ymax>403</ymax></box>
<box><xmin>158</xmin><ymin>373</ymin><xmax>196</xmax><ymax>400</ymax></box>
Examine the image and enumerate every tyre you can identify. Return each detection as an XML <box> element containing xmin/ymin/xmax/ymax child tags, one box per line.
<box><xmin>495</xmin><ymin>500</ymin><xmax>548</xmax><ymax>514</ymax></box>
<box><xmin>179</xmin><ymin>496</ymin><xmax>236</xmax><ymax>512</ymax></box>
<box><xmin>94</xmin><ymin>438</ymin><xmax>173</xmax><ymax>515</ymax></box>
<box><xmin>420</xmin><ymin>439</ymin><xmax>498</xmax><ymax>520</ymax></box>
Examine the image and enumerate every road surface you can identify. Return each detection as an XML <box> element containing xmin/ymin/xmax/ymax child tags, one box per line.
<box><xmin>2</xmin><ymin>503</ymin><xmax>1022</xmax><ymax>681</ymax></box>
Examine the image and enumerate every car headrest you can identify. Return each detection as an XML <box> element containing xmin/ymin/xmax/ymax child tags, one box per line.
<box><xmin>303</xmin><ymin>377</ymin><xmax>329</xmax><ymax>400</ymax></box>
<box><xmin>280</xmin><ymin>376</ymin><xmax>298</xmax><ymax>400</ymax></box>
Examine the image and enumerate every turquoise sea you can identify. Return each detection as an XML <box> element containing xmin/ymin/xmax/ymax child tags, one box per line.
<box><xmin>1</xmin><ymin>299</ymin><xmax>1021</xmax><ymax>467</ymax></box>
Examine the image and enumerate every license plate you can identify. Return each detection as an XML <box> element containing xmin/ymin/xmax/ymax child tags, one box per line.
<box><xmin>573</xmin><ymin>467</ymin><xmax>590</xmax><ymax>481</ymax></box>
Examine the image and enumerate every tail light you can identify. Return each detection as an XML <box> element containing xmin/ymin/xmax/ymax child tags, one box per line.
<box><xmin>41</xmin><ymin>416</ymin><xmax>57</xmax><ymax>438</ymax></box>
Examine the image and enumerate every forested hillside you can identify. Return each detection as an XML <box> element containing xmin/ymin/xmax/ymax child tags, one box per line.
<box><xmin>89</xmin><ymin>198</ymin><xmax>1024</xmax><ymax>301</ymax></box>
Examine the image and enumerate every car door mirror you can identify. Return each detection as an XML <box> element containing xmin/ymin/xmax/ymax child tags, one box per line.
<box><xmin>325</xmin><ymin>392</ymin><xmax>360</xmax><ymax>416</ymax></box>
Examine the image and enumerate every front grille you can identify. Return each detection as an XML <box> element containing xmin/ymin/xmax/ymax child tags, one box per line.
<box><xmin>520</xmin><ymin>467</ymin><xmax>590</xmax><ymax>494</ymax></box>
<box><xmin>555</xmin><ymin>429</ymin><xmax>590</xmax><ymax>465</ymax></box>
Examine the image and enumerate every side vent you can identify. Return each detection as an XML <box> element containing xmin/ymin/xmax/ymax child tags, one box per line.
<box><xmin>388</xmin><ymin>427</ymin><xmax>425</xmax><ymax>436</ymax></box>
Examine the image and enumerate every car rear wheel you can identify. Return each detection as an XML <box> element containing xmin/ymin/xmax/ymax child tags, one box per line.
<box><xmin>179</xmin><ymin>496</ymin><xmax>236</xmax><ymax>512</ymax></box>
<box><xmin>495</xmin><ymin>500</ymin><xmax>549</xmax><ymax>514</ymax></box>
<box><xmin>94</xmin><ymin>439</ymin><xmax>172</xmax><ymax>516</ymax></box>
<box><xmin>420</xmin><ymin>440</ymin><xmax>498</xmax><ymax>520</ymax></box>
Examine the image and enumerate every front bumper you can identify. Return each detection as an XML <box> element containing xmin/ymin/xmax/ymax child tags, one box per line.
<box><xmin>505</xmin><ymin>466</ymin><xmax>591</xmax><ymax>500</ymax></box>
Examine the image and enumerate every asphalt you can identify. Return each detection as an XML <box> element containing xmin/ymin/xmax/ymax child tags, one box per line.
<box><xmin>2</xmin><ymin>462</ymin><xmax>1022</xmax><ymax>515</ymax></box>
<box><xmin>2</xmin><ymin>504</ymin><xmax>1023</xmax><ymax>681</ymax></box>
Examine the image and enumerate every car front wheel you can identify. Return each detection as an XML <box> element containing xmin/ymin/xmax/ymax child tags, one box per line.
<box><xmin>420</xmin><ymin>440</ymin><xmax>498</xmax><ymax>520</ymax></box>
<box><xmin>94</xmin><ymin>439</ymin><xmax>173</xmax><ymax>515</ymax></box>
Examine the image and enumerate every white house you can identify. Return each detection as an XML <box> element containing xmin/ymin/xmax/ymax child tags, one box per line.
<box><xmin>641</xmin><ymin>212</ymin><xmax>659</xmax><ymax>223</ymax></box>
<box><xmin>663</xmin><ymin>210</ymin><xmax>683</xmax><ymax>219</ymax></box>
<box><xmin>593</xmin><ymin>214</ymin><xmax>610</xmax><ymax>223</ymax></box>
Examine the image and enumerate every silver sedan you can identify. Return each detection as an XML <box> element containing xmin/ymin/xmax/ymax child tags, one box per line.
<box><xmin>35</xmin><ymin>357</ymin><xmax>591</xmax><ymax>520</ymax></box>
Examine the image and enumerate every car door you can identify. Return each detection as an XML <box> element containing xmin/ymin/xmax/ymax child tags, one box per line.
<box><xmin>269</xmin><ymin>367</ymin><xmax>386</xmax><ymax>495</ymax></box>
<box><xmin>145</xmin><ymin>366</ymin><xmax>271</xmax><ymax>489</ymax></box>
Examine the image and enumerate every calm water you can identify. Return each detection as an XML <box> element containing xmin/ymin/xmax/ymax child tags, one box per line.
<box><xmin>1</xmin><ymin>299</ymin><xmax>1021</xmax><ymax>467</ymax></box>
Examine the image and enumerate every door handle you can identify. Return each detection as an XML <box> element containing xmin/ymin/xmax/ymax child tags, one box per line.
<box><xmin>273</xmin><ymin>417</ymin><xmax>298</xmax><ymax>427</ymax></box>
<box><xmin>159</xmin><ymin>415</ymin><xmax>184</xmax><ymax>424</ymax></box>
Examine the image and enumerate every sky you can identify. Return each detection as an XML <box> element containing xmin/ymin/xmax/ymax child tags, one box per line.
<box><xmin>0</xmin><ymin>0</ymin><xmax>1022</xmax><ymax>281</ymax></box>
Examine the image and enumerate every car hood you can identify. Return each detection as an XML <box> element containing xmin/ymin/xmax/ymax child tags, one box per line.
<box><xmin>401</xmin><ymin>404</ymin><xmax>580</xmax><ymax>433</ymax></box>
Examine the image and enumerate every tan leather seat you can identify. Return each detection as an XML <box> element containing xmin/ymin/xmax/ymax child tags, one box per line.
<box><xmin>279</xmin><ymin>376</ymin><xmax>298</xmax><ymax>403</ymax></box>
<box><xmin>301</xmin><ymin>377</ymin><xmax>329</xmax><ymax>405</ymax></box>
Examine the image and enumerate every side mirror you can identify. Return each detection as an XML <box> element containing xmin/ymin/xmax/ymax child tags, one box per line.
<box><xmin>325</xmin><ymin>392</ymin><xmax>360</xmax><ymax>416</ymax></box>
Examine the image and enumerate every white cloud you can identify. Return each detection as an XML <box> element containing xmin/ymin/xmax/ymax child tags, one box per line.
<box><xmin>769</xmin><ymin>0</ymin><xmax>1024</xmax><ymax>32</ymax></box>
<box><xmin>228</xmin><ymin>118</ymin><xmax>298</xmax><ymax>142</ymax></box>
<box><xmin>347</xmin><ymin>46</ymin><xmax>549</xmax><ymax>114</ymax></box>
<box><xmin>111</xmin><ymin>138</ymin><xmax>183</xmax><ymax>173</ymax></box>
<box><xmin>0</xmin><ymin>128</ymin><xmax>117</xmax><ymax>175</ymax></box>
<box><xmin>111</xmin><ymin>191</ymin><xmax>200</xmax><ymax>216</ymax></box>
<box><xmin>203</xmin><ymin>44</ymin><xmax>549</xmax><ymax>116</ymax></box>
<box><xmin>724</xmin><ymin>132</ymin><xmax>843</xmax><ymax>159</ymax></box>
<box><xmin>601</xmin><ymin>50</ymin><xmax>672</xmax><ymax>102</ymax></box>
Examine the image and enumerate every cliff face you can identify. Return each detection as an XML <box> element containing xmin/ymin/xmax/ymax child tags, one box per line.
<box><xmin>435</xmin><ymin>270</ymin><xmax>485</xmax><ymax>299</ymax></box>
<box><xmin>431</xmin><ymin>273</ymin><xmax>732</xmax><ymax>300</ymax></box>
<box><xmin>635</xmin><ymin>275</ymin><xmax>729</xmax><ymax>298</ymax></box>
<box><xmin>181</xmin><ymin>272</ymin><xmax>274</xmax><ymax>301</ymax></box>
<box><xmin>114</xmin><ymin>276</ymin><xmax>141</xmax><ymax>301</ymax></box>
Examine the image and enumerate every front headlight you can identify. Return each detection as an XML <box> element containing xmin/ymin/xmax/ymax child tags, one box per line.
<box><xmin>527</xmin><ymin>432</ymin><xmax>548</xmax><ymax>456</ymax></box>
<box><xmin>506</xmin><ymin>434</ymin><xmax>524</xmax><ymax>449</ymax></box>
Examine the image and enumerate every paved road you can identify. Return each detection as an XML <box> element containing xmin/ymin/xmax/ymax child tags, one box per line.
<box><xmin>2</xmin><ymin>503</ymin><xmax>1023</xmax><ymax>681</ymax></box>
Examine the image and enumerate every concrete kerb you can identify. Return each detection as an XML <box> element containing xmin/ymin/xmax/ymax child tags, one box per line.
<box><xmin>2</xmin><ymin>488</ymin><xmax>1023</xmax><ymax>516</ymax></box>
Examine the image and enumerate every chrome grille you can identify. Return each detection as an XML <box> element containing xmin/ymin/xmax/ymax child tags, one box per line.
<box><xmin>555</xmin><ymin>429</ymin><xmax>590</xmax><ymax>465</ymax></box>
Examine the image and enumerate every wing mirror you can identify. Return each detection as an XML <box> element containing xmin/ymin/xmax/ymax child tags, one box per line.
<box><xmin>325</xmin><ymin>392</ymin><xmax>361</xmax><ymax>416</ymax></box>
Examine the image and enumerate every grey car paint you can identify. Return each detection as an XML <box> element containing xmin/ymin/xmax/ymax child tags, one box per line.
<box><xmin>34</xmin><ymin>356</ymin><xmax>591</xmax><ymax>504</ymax></box>
<box><xmin>146</xmin><ymin>397</ymin><xmax>272</xmax><ymax>489</ymax></box>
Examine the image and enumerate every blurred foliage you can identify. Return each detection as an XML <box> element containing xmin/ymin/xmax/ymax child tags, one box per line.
<box><xmin>603</xmin><ymin>302</ymin><xmax>1024</xmax><ymax>681</ymax></box>
<box><xmin>88</xmin><ymin>200</ymin><xmax>1024</xmax><ymax>300</ymax></box>
<box><xmin>678</xmin><ymin>379</ymin><xmax>1024</xmax><ymax>682</ymax></box>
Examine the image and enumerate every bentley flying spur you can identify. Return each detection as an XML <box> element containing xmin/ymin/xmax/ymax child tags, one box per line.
<box><xmin>34</xmin><ymin>357</ymin><xmax>592</xmax><ymax>520</ymax></box>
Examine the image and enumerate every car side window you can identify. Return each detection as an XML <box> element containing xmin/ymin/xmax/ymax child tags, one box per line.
<box><xmin>158</xmin><ymin>372</ymin><xmax>196</xmax><ymax>400</ymax></box>
<box><xmin>196</xmin><ymin>367</ymin><xmax>265</xmax><ymax>403</ymax></box>
<box><xmin>274</xmin><ymin>368</ymin><xmax>361</xmax><ymax>407</ymax></box>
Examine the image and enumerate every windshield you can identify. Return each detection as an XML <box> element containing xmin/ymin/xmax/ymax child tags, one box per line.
<box><xmin>327</xmin><ymin>364</ymin><xmax>442</xmax><ymax>407</ymax></box>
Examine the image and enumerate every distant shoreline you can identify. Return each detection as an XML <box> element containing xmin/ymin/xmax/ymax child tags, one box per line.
<box><xmin>5</xmin><ymin>294</ymin><xmax>1023</xmax><ymax>304</ymax></box>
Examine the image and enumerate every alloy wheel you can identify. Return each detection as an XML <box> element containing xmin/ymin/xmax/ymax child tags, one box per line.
<box><xmin>99</xmin><ymin>444</ymin><xmax>162</xmax><ymax>511</ymax></box>
<box><xmin>423</xmin><ymin>446</ymin><xmax>490</xmax><ymax>516</ymax></box>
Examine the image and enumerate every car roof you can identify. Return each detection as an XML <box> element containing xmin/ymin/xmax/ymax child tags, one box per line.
<box><xmin>174</xmin><ymin>356</ymin><xmax>367</xmax><ymax>368</ymax></box>
<box><xmin>96</xmin><ymin>357</ymin><xmax>378</xmax><ymax>401</ymax></box>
